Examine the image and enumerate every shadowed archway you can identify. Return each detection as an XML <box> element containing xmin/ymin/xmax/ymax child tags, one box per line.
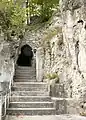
<box><xmin>17</xmin><ymin>44</ymin><xmax>33</xmax><ymax>66</ymax></box>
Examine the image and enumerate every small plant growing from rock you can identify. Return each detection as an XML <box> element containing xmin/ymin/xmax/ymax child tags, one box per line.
<box><xmin>80</xmin><ymin>101</ymin><xmax>86</xmax><ymax>116</ymax></box>
<box><xmin>44</xmin><ymin>72</ymin><xmax>59</xmax><ymax>86</ymax></box>
<box><xmin>45</xmin><ymin>73</ymin><xmax>59</xmax><ymax>80</ymax></box>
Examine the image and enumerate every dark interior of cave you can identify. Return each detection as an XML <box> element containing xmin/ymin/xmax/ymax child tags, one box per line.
<box><xmin>17</xmin><ymin>44</ymin><xmax>33</xmax><ymax>66</ymax></box>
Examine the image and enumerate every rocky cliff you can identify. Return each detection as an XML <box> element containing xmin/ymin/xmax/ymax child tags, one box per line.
<box><xmin>60</xmin><ymin>0</ymin><xmax>86</xmax><ymax>100</ymax></box>
<box><xmin>0</xmin><ymin>0</ymin><xmax>86</xmax><ymax>114</ymax></box>
<box><xmin>42</xmin><ymin>0</ymin><xmax>86</xmax><ymax>113</ymax></box>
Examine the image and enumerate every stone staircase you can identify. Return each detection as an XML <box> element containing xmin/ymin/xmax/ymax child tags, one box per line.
<box><xmin>7</xmin><ymin>66</ymin><xmax>56</xmax><ymax>115</ymax></box>
<box><xmin>14</xmin><ymin>66</ymin><xmax>36</xmax><ymax>82</ymax></box>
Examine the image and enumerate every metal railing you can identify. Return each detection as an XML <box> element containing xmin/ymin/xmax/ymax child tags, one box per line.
<box><xmin>0</xmin><ymin>61</ymin><xmax>15</xmax><ymax>120</ymax></box>
<box><xmin>0</xmin><ymin>89</ymin><xmax>10</xmax><ymax>120</ymax></box>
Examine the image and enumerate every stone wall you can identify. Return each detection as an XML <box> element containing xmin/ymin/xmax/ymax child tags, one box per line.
<box><xmin>36</xmin><ymin>1</ymin><xmax>86</xmax><ymax>113</ymax></box>
<box><xmin>60</xmin><ymin>0</ymin><xmax>86</xmax><ymax>100</ymax></box>
<box><xmin>0</xmin><ymin>35</ymin><xmax>21</xmax><ymax>89</ymax></box>
<box><xmin>42</xmin><ymin>0</ymin><xmax>86</xmax><ymax>102</ymax></box>
<box><xmin>0</xmin><ymin>0</ymin><xmax>86</xmax><ymax>113</ymax></box>
<box><xmin>24</xmin><ymin>12</ymin><xmax>62</xmax><ymax>81</ymax></box>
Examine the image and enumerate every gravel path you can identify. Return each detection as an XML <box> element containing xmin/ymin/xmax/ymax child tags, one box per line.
<box><xmin>6</xmin><ymin>115</ymin><xmax>86</xmax><ymax>120</ymax></box>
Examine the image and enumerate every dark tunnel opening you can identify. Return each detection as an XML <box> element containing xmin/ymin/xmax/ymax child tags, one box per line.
<box><xmin>17</xmin><ymin>44</ymin><xmax>33</xmax><ymax>66</ymax></box>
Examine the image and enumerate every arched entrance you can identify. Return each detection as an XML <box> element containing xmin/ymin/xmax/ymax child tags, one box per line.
<box><xmin>17</xmin><ymin>44</ymin><xmax>33</xmax><ymax>66</ymax></box>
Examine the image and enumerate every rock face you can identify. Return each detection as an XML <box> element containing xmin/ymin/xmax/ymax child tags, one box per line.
<box><xmin>44</xmin><ymin>0</ymin><xmax>86</xmax><ymax>114</ymax></box>
<box><xmin>5</xmin><ymin>115</ymin><xmax>86</xmax><ymax>120</ymax></box>
<box><xmin>1</xmin><ymin>0</ymin><xmax>86</xmax><ymax>115</ymax></box>
<box><xmin>45</xmin><ymin>0</ymin><xmax>86</xmax><ymax>98</ymax></box>
<box><xmin>36</xmin><ymin>0</ymin><xmax>86</xmax><ymax>114</ymax></box>
<box><xmin>60</xmin><ymin>0</ymin><xmax>86</xmax><ymax>100</ymax></box>
<box><xmin>0</xmin><ymin>35</ymin><xmax>21</xmax><ymax>89</ymax></box>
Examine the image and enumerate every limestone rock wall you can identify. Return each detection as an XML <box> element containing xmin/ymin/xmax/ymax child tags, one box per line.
<box><xmin>42</xmin><ymin>13</ymin><xmax>63</xmax><ymax>75</ymax></box>
<box><xmin>60</xmin><ymin>0</ymin><xmax>86</xmax><ymax>100</ymax></box>
<box><xmin>0</xmin><ymin>35</ymin><xmax>21</xmax><ymax>88</ymax></box>
<box><xmin>43</xmin><ymin>0</ymin><xmax>86</xmax><ymax>105</ymax></box>
<box><xmin>0</xmin><ymin>0</ymin><xmax>86</xmax><ymax>108</ymax></box>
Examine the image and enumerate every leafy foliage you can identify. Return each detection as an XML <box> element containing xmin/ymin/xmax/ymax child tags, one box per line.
<box><xmin>0</xmin><ymin>0</ymin><xmax>59</xmax><ymax>40</ymax></box>
<box><xmin>0</xmin><ymin>0</ymin><xmax>26</xmax><ymax>40</ymax></box>
<box><xmin>45</xmin><ymin>72</ymin><xmax>59</xmax><ymax>80</ymax></box>
<box><xmin>29</xmin><ymin>0</ymin><xmax>59</xmax><ymax>22</ymax></box>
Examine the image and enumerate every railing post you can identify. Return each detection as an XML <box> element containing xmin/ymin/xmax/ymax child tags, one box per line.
<box><xmin>7</xmin><ymin>93</ymin><xmax>10</xmax><ymax>108</ymax></box>
<box><xmin>4</xmin><ymin>95</ymin><xmax>6</xmax><ymax>116</ymax></box>
<box><xmin>0</xmin><ymin>97</ymin><xmax>2</xmax><ymax>120</ymax></box>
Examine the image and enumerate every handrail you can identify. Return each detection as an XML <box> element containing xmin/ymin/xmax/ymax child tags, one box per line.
<box><xmin>0</xmin><ymin>88</ymin><xmax>10</xmax><ymax>119</ymax></box>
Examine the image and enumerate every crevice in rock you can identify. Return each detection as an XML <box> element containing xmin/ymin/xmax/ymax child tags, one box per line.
<box><xmin>77</xmin><ymin>20</ymin><xmax>84</xmax><ymax>25</ymax></box>
<box><xmin>73</xmin><ymin>25</ymin><xmax>77</xmax><ymax>28</ymax></box>
<box><xmin>75</xmin><ymin>40</ymin><xmax>79</xmax><ymax>67</ymax></box>
<box><xmin>75</xmin><ymin>40</ymin><xmax>84</xmax><ymax>79</ymax></box>
<box><xmin>84</xmin><ymin>24</ymin><xmax>86</xmax><ymax>30</ymax></box>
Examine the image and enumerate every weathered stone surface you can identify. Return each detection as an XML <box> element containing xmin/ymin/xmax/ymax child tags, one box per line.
<box><xmin>59</xmin><ymin>0</ymin><xmax>86</xmax><ymax>104</ymax></box>
<box><xmin>52</xmin><ymin>98</ymin><xmax>79</xmax><ymax>114</ymax></box>
<box><xmin>0</xmin><ymin>35</ymin><xmax>21</xmax><ymax>84</ymax></box>
<box><xmin>36</xmin><ymin>47</ymin><xmax>44</xmax><ymax>82</ymax></box>
<box><xmin>50</xmin><ymin>84</ymin><xmax>65</xmax><ymax>98</ymax></box>
<box><xmin>5</xmin><ymin>115</ymin><xmax>86</xmax><ymax>120</ymax></box>
<box><xmin>0</xmin><ymin>82</ymin><xmax>9</xmax><ymax>92</ymax></box>
<box><xmin>1</xmin><ymin>0</ymin><xmax>86</xmax><ymax>116</ymax></box>
<box><xmin>31</xmin><ymin>0</ymin><xmax>86</xmax><ymax>114</ymax></box>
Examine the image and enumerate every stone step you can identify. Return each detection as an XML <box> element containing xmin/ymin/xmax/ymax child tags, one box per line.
<box><xmin>16</xmin><ymin>68</ymin><xmax>36</xmax><ymax>71</ymax></box>
<box><xmin>7</xmin><ymin>108</ymin><xmax>56</xmax><ymax>115</ymax></box>
<box><xmin>16</xmin><ymin>70</ymin><xmax>36</xmax><ymax>72</ymax></box>
<box><xmin>15</xmin><ymin>75</ymin><xmax>36</xmax><ymax>78</ymax></box>
<box><xmin>16</xmin><ymin>70</ymin><xmax>36</xmax><ymax>73</ymax></box>
<box><xmin>11</xmin><ymin>91</ymin><xmax>49</xmax><ymax>96</ymax></box>
<box><xmin>15</xmin><ymin>78</ymin><xmax>36</xmax><ymax>80</ymax></box>
<box><xmin>12</xmin><ymin>86</ymin><xmax>48</xmax><ymax>91</ymax></box>
<box><xmin>6</xmin><ymin>115</ymin><xmax>86</xmax><ymax>120</ymax></box>
<box><xmin>16</xmin><ymin>71</ymin><xmax>36</xmax><ymax>73</ymax></box>
<box><xmin>17</xmin><ymin>66</ymin><xmax>35</xmax><ymax>69</ymax></box>
<box><xmin>9</xmin><ymin>102</ymin><xmax>54</xmax><ymax>108</ymax></box>
<box><xmin>17</xmin><ymin>66</ymin><xmax>35</xmax><ymax>68</ymax></box>
<box><xmin>14</xmin><ymin>79</ymin><xmax>36</xmax><ymax>82</ymax></box>
<box><xmin>15</xmin><ymin>76</ymin><xmax>36</xmax><ymax>78</ymax></box>
<box><xmin>16</xmin><ymin>69</ymin><xmax>36</xmax><ymax>72</ymax></box>
<box><xmin>10</xmin><ymin>96</ymin><xmax>52</xmax><ymax>102</ymax></box>
<box><xmin>15</xmin><ymin>72</ymin><xmax>36</xmax><ymax>75</ymax></box>
<box><xmin>13</xmin><ymin>82</ymin><xmax>48</xmax><ymax>88</ymax></box>
<box><xmin>16</xmin><ymin>69</ymin><xmax>36</xmax><ymax>71</ymax></box>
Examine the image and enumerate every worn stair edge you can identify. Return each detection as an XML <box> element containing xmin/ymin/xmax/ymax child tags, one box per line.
<box><xmin>10</xmin><ymin>102</ymin><xmax>53</xmax><ymax>103</ymax></box>
<box><xmin>10</xmin><ymin>96</ymin><xmax>50</xmax><ymax>97</ymax></box>
<box><xmin>10</xmin><ymin>96</ymin><xmax>51</xmax><ymax>102</ymax></box>
<box><xmin>14</xmin><ymin>80</ymin><xmax>36</xmax><ymax>82</ymax></box>
<box><xmin>7</xmin><ymin>108</ymin><xmax>56</xmax><ymax>115</ymax></box>
<box><xmin>15</xmin><ymin>77</ymin><xmax>36</xmax><ymax>79</ymax></box>
<box><xmin>9</xmin><ymin>102</ymin><xmax>54</xmax><ymax>108</ymax></box>
<box><xmin>13</xmin><ymin>82</ymin><xmax>48</xmax><ymax>84</ymax></box>
<box><xmin>7</xmin><ymin>108</ymin><xmax>56</xmax><ymax>110</ymax></box>
<box><xmin>11</xmin><ymin>87</ymin><xmax>48</xmax><ymax>91</ymax></box>
<box><xmin>11</xmin><ymin>91</ymin><xmax>49</xmax><ymax>96</ymax></box>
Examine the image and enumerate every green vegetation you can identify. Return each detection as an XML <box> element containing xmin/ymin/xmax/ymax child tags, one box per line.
<box><xmin>44</xmin><ymin>29</ymin><xmax>57</xmax><ymax>41</ymax></box>
<box><xmin>29</xmin><ymin>0</ymin><xmax>59</xmax><ymax>22</ymax></box>
<box><xmin>80</xmin><ymin>112</ymin><xmax>86</xmax><ymax>116</ymax></box>
<box><xmin>41</xmin><ymin>28</ymin><xmax>57</xmax><ymax>48</ymax></box>
<box><xmin>45</xmin><ymin>72</ymin><xmax>59</xmax><ymax>82</ymax></box>
<box><xmin>0</xmin><ymin>0</ymin><xmax>26</xmax><ymax>41</ymax></box>
<box><xmin>0</xmin><ymin>0</ymin><xmax>59</xmax><ymax>41</ymax></box>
